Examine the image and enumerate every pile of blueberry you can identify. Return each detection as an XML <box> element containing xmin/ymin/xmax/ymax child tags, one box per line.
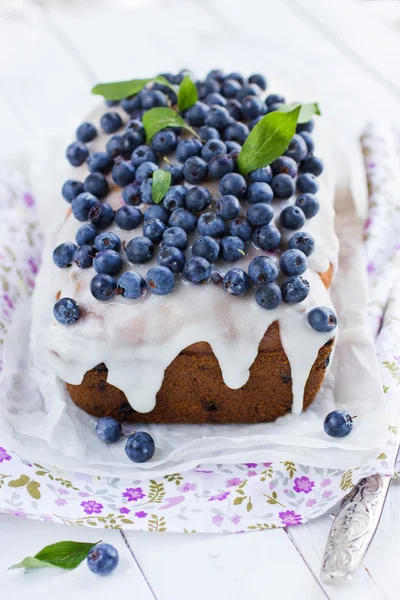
<box><xmin>54</xmin><ymin>68</ymin><xmax>337</xmax><ymax>336</ymax></box>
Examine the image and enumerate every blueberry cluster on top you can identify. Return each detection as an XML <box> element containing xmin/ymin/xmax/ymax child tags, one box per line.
<box><xmin>54</xmin><ymin>69</ymin><xmax>336</xmax><ymax>336</ymax></box>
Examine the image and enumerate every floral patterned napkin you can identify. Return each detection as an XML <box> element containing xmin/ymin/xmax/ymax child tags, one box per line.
<box><xmin>1</xmin><ymin>128</ymin><xmax>400</xmax><ymax>533</ymax></box>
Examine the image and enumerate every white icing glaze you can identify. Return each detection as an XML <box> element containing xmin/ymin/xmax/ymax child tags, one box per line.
<box><xmin>38</xmin><ymin>104</ymin><xmax>339</xmax><ymax>415</ymax></box>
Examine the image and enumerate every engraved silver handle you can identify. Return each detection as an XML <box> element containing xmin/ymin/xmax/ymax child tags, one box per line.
<box><xmin>321</xmin><ymin>474</ymin><xmax>391</xmax><ymax>584</ymax></box>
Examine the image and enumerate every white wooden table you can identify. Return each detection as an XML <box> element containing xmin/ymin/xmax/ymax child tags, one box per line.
<box><xmin>1</xmin><ymin>1</ymin><xmax>400</xmax><ymax>598</ymax></box>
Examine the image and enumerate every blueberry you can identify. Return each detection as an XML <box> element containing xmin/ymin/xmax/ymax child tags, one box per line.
<box><xmin>87</xmin><ymin>152</ymin><xmax>114</xmax><ymax>175</ymax></box>
<box><xmin>76</xmin><ymin>122</ymin><xmax>97</xmax><ymax>143</ymax></box>
<box><xmin>143</xmin><ymin>204</ymin><xmax>169</xmax><ymax>224</ymax></box>
<box><xmin>76</xmin><ymin>223</ymin><xmax>98</xmax><ymax>246</ymax></box>
<box><xmin>140</xmin><ymin>178</ymin><xmax>154</xmax><ymax>205</ymax></box>
<box><xmin>222</xmin><ymin>268</ymin><xmax>249</xmax><ymax>296</ymax></box>
<box><xmin>281</xmin><ymin>275</ymin><xmax>310</xmax><ymax>304</ymax></box>
<box><xmin>271</xmin><ymin>156</ymin><xmax>298</xmax><ymax>178</ymax></box>
<box><xmin>205</xmin><ymin>105</ymin><xmax>231</xmax><ymax>130</ymax></box>
<box><xmin>236</xmin><ymin>84</ymin><xmax>259</xmax><ymax>101</ymax></box>
<box><xmin>197</xmin><ymin>79</ymin><xmax>219</xmax><ymax>99</ymax></box>
<box><xmin>216</xmin><ymin>195</ymin><xmax>240</xmax><ymax>219</ymax></box>
<box><xmin>253</xmin><ymin>224</ymin><xmax>281</xmax><ymax>250</ymax></box>
<box><xmin>186</xmin><ymin>102</ymin><xmax>210</xmax><ymax>127</ymax></box>
<box><xmin>221</xmin><ymin>78</ymin><xmax>242</xmax><ymax>98</ymax></box>
<box><xmin>192</xmin><ymin>236</ymin><xmax>220</xmax><ymax>262</ymax></box>
<box><xmin>197</xmin><ymin>212</ymin><xmax>225</xmax><ymax>237</ymax></box>
<box><xmin>241</xmin><ymin>95</ymin><xmax>264</xmax><ymax>119</ymax></box>
<box><xmin>183</xmin><ymin>156</ymin><xmax>208</xmax><ymax>184</ymax></box>
<box><xmin>226</xmin><ymin>99</ymin><xmax>243</xmax><ymax>121</ymax></box>
<box><xmin>299</xmin><ymin>132</ymin><xmax>315</xmax><ymax>154</ymax></box>
<box><xmin>121</xmin><ymin>95</ymin><xmax>142</xmax><ymax>114</ymax></box>
<box><xmin>115</xmin><ymin>205</ymin><xmax>143</xmax><ymax>230</ymax></box>
<box><xmin>94</xmin><ymin>232</ymin><xmax>121</xmax><ymax>252</ymax></box>
<box><xmin>62</xmin><ymin>179</ymin><xmax>84</xmax><ymax>203</ymax></box>
<box><xmin>249</xmin><ymin>116</ymin><xmax>264</xmax><ymax>130</ymax></box>
<box><xmin>300</xmin><ymin>156</ymin><xmax>324</xmax><ymax>177</ymax></box>
<box><xmin>266</xmin><ymin>93</ymin><xmax>285</xmax><ymax>106</ymax></box>
<box><xmin>198</xmin><ymin>126</ymin><xmax>220</xmax><ymax>141</ymax></box>
<box><xmin>122</xmin><ymin>183</ymin><xmax>141</xmax><ymax>206</ymax></box>
<box><xmin>161</xmin><ymin>227</ymin><xmax>188</xmax><ymax>251</ymax></box>
<box><xmin>248</xmin><ymin>73</ymin><xmax>267</xmax><ymax>90</ymax></box>
<box><xmin>295</xmin><ymin>193</ymin><xmax>319</xmax><ymax>219</ymax></box>
<box><xmin>223</xmin><ymin>122</ymin><xmax>249</xmax><ymax>145</ymax></box>
<box><xmin>247</xmin><ymin>182</ymin><xmax>274</xmax><ymax>204</ymax></box>
<box><xmin>255</xmin><ymin>283</ymin><xmax>282</xmax><ymax>310</ymax></box>
<box><xmin>87</xmin><ymin>543</ymin><xmax>119</xmax><ymax>576</ymax></box>
<box><xmin>201</xmin><ymin>139</ymin><xmax>227</xmax><ymax>161</ymax></box>
<box><xmin>284</xmin><ymin>134</ymin><xmax>308</xmax><ymax>163</ymax></box>
<box><xmin>280</xmin><ymin>249</ymin><xmax>307</xmax><ymax>276</ymax></box>
<box><xmin>142</xmin><ymin>90</ymin><xmax>168</xmax><ymax>109</ymax></box>
<box><xmin>131</xmin><ymin>145</ymin><xmax>157</xmax><ymax>167</ymax></box>
<box><xmin>143</xmin><ymin>218</ymin><xmax>167</xmax><ymax>242</ymax></box>
<box><xmin>249</xmin><ymin>166</ymin><xmax>273</xmax><ymax>184</ymax></box>
<box><xmin>308</xmin><ymin>306</ymin><xmax>337</xmax><ymax>332</ymax></box>
<box><xmin>146</xmin><ymin>266</ymin><xmax>175</xmax><ymax>295</ymax></box>
<box><xmin>297</xmin><ymin>173</ymin><xmax>319</xmax><ymax>194</ymax></box>
<box><xmin>211</xmin><ymin>266</ymin><xmax>223</xmax><ymax>285</ymax></box>
<box><xmin>66</xmin><ymin>141</ymin><xmax>88</xmax><ymax>167</ymax></box>
<box><xmin>126</xmin><ymin>119</ymin><xmax>146</xmax><ymax>136</ymax></box>
<box><xmin>53</xmin><ymin>297</ymin><xmax>80</xmax><ymax>325</ymax></box>
<box><xmin>106</xmin><ymin>135</ymin><xmax>122</xmax><ymax>157</ymax></box>
<box><xmin>157</xmin><ymin>246</ymin><xmax>186</xmax><ymax>274</ymax></box>
<box><xmin>225</xmin><ymin>141</ymin><xmax>242</xmax><ymax>154</ymax></box>
<box><xmin>111</xmin><ymin>161</ymin><xmax>136</xmax><ymax>187</ymax></box>
<box><xmin>126</xmin><ymin>236</ymin><xmax>154</xmax><ymax>263</ymax></box>
<box><xmin>229</xmin><ymin>217</ymin><xmax>253</xmax><ymax>242</ymax></box>
<box><xmin>93</xmin><ymin>249</ymin><xmax>122</xmax><ymax>275</ymax></box>
<box><xmin>219</xmin><ymin>173</ymin><xmax>247</xmax><ymax>198</ymax></box>
<box><xmin>248</xmin><ymin>256</ymin><xmax>278</xmax><ymax>284</ymax></box>
<box><xmin>176</xmin><ymin>138</ymin><xmax>203</xmax><ymax>162</ymax></box>
<box><xmin>120</xmin><ymin>131</ymin><xmax>144</xmax><ymax>157</ymax></box>
<box><xmin>53</xmin><ymin>242</ymin><xmax>77</xmax><ymax>268</ymax></box>
<box><xmin>280</xmin><ymin>205</ymin><xmax>305</xmax><ymax>230</ymax></box>
<box><xmin>271</xmin><ymin>174</ymin><xmax>295</xmax><ymax>199</ymax></box>
<box><xmin>206</xmin><ymin>69</ymin><xmax>225</xmax><ymax>83</ymax></box>
<box><xmin>164</xmin><ymin>162</ymin><xmax>184</xmax><ymax>184</ymax></box>
<box><xmin>90</xmin><ymin>273</ymin><xmax>117</xmax><ymax>301</ymax></box>
<box><xmin>106</xmin><ymin>99</ymin><xmax>119</xmax><ymax>107</ymax></box>
<box><xmin>183</xmin><ymin>256</ymin><xmax>211</xmax><ymax>284</ymax></box>
<box><xmin>125</xmin><ymin>431</ymin><xmax>155</xmax><ymax>463</ymax></box>
<box><xmin>220</xmin><ymin>236</ymin><xmax>245</xmax><ymax>262</ymax></box>
<box><xmin>88</xmin><ymin>203</ymin><xmax>115</xmax><ymax>230</ymax></box>
<box><xmin>324</xmin><ymin>410</ymin><xmax>352</xmax><ymax>438</ymax></box>
<box><xmin>185</xmin><ymin>186</ymin><xmax>211</xmax><ymax>211</ymax></box>
<box><xmin>73</xmin><ymin>244</ymin><xmax>96</xmax><ymax>268</ymax></box>
<box><xmin>96</xmin><ymin>417</ymin><xmax>122</xmax><ymax>443</ymax></box>
<box><xmin>288</xmin><ymin>232</ymin><xmax>315</xmax><ymax>257</ymax></box>
<box><xmin>247</xmin><ymin>203</ymin><xmax>274</xmax><ymax>226</ymax></box>
<box><xmin>152</xmin><ymin>130</ymin><xmax>178</xmax><ymax>154</ymax></box>
<box><xmin>163</xmin><ymin>185</ymin><xmax>187</xmax><ymax>211</ymax></box>
<box><xmin>71</xmin><ymin>193</ymin><xmax>99</xmax><ymax>222</ymax></box>
<box><xmin>208</xmin><ymin>154</ymin><xmax>234</xmax><ymax>179</ymax></box>
<box><xmin>226</xmin><ymin>72</ymin><xmax>246</xmax><ymax>86</ymax></box>
<box><xmin>117</xmin><ymin>271</ymin><xmax>146</xmax><ymax>299</ymax></box>
<box><xmin>169</xmin><ymin>208</ymin><xmax>198</xmax><ymax>233</ymax></box>
<box><xmin>297</xmin><ymin>119</ymin><xmax>315</xmax><ymax>133</ymax></box>
<box><xmin>136</xmin><ymin>161</ymin><xmax>159</xmax><ymax>185</ymax></box>
<box><xmin>83</xmin><ymin>173</ymin><xmax>109</xmax><ymax>199</ymax></box>
<box><xmin>204</xmin><ymin>92</ymin><xmax>227</xmax><ymax>107</ymax></box>
<box><xmin>267</xmin><ymin>102</ymin><xmax>283</xmax><ymax>113</ymax></box>
<box><xmin>100</xmin><ymin>111</ymin><xmax>122</xmax><ymax>134</ymax></box>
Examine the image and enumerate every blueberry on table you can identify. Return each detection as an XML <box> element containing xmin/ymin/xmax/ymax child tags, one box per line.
<box><xmin>87</xmin><ymin>152</ymin><xmax>114</xmax><ymax>175</ymax></box>
<box><xmin>183</xmin><ymin>256</ymin><xmax>211</xmax><ymax>285</ymax></box>
<box><xmin>100</xmin><ymin>111</ymin><xmax>123</xmax><ymax>134</ymax></box>
<box><xmin>76</xmin><ymin>223</ymin><xmax>98</xmax><ymax>246</ymax></box>
<box><xmin>281</xmin><ymin>275</ymin><xmax>310</xmax><ymax>304</ymax></box>
<box><xmin>300</xmin><ymin>155</ymin><xmax>324</xmax><ymax>177</ymax></box>
<box><xmin>87</xmin><ymin>543</ymin><xmax>119</xmax><ymax>576</ymax></box>
<box><xmin>177</xmin><ymin>138</ymin><xmax>203</xmax><ymax>162</ymax></box>
<box><xmin>271</xmin><ymin>174</ymin><xmax>295</xmax><ymax>200</ymax></box>
<box><xmin>201</xmin><ymin>139</ymin><xmax>227</xmax><ymax>161</ymax></box>
<box><xmin>198</xmin><ymin>125</ymin><xmax>220</xmax><ymax>141</ymax></box>
<box><xmin>83</xmin><ymin>173</ymin><xmax>109</xmax><ymax>199</ymax></box>
<box><xmin>241</xmin><ymin>95</ymin><xmax>264</xmax><ymax>119</ymax></box>
<box><xmin>204</xmin><ymin>92</ymin><xmax>227</xmax><ymax>107</ymax></box>
<box><xmin>121</xmin><ymin>95</ymin><xmax>142</xmax><ymax>114</ymax></box>
<box><xmin>120</xmin><ymin>131</ymin><xmax>144</xmax><ymax>157</ymax></box>
<box><xmin>308</xmin><ymin>306</ymin><xmax>337</xmax><ymax>332</ymax></box>
<box><xmin>226</xmin><ymin>71</ymin><xmax>246</xmax><ymax>86</ymax></box>
<box><xmin>164</xmin><ymin>162</ymin><xmax>184</xmax><ymax>185</ymax></box>
<box><xmin>296</xmin><ymin>119</ymin><xmax>315</xmax><ymax>134</ymax></box>
<box><xmin>266</xmin><ymin>93</ymin><xmax>285</xmax><ymax>106</ymax></box>
<box><xmin>255</xmin><ymin>283</ymin><xmax>282</xmax><ymax>310</ymax></box>
<box><xmin>271</xmin><ymin>156</ymin><xmax>297</xmax><ymax>178</ymax></box>
<box><xmin>185</xmin><ymin>101</ymin><xmax>210</xmax><ymax>127</ymax></box>
<box><xmin>73</xmin><ymin>244</ymin><xmax>97</xmax><ymax>269</ymax></box>
<box><xmin>115</xmin><ymin>205</ymin><xmax>143</xmax><ymax>230</ymax></box>
<box><xmin>146</xmin><ymin>266</ymin><xmax>175</xmax><ymax>295</ymax></box>
<box><xmin>298</xmin><ymin>132</ymin><xmax>315</xmax><ymax>154</ymax></box>
<box><xmin>53</xmin><ymin>242</ymin><xmax>77</xmax><ymax>268</ymax></box>
<box><xmin>223</xmin><ymin>121</ymin><xmax>249</xmax><ymax>145</ymax></box>
<box><xmin>252</xmin><ymin>224</ymin><xmax>281</xmax><ymax>251</ymax></box>
<box><xmin>117</xmin><ymin>271</ymin><xmax>146</xmax><ymax>299</ymax></box>
<box><xmin>247</xmin><ymin>182</ymin><xmax>274</xmax><ymax>205</ymax></box>
<box><xmin>152</xmin><ymin>130</ymin><xmax>178</xmax><ymax>154</ymax></box>
<box><xmin>192</xmin><ymin>236</ymin><xmax>220</xmax><ymax>263</ymax></box>
<box><xmin>220</xmin><ymin>236</ymin><xmax>245</xmax><ymax>262</ymax></box>
<box><xmin>142</xmin><ymin>90</ymin><xmax>168</xmax><ymax>109</ymax></box>
<box><xmin>136</xmin><ymin>161</ymin><xmax>159</xmax><ymax>185</ymax></box>
<box><xmin>183</xmin><ymin>156</ymin><xmax>208</xmax><ymax>185</ymax></box>
<box><xmin>248</xmin><ymin>256</ymin><xmax>278</xmax><ymax>284</ymax></box>
<box><xmin>236</xmin><ymin>84</ymin><xmax>259</xmax><ymax>101</ymax></box>
<box><xmin>225</xmin><ymin>140</ymin><xmax>242</xmax><ymax>154</ymax></box>
<box><xmin>219</xmin><ymin>173</ymin><xmax>247</xmax><ymax>198</ymax></box>
<box><xmin>249</xmin><ymin>166</ymin><xmax>273</xmax><ymax>184</ymax></box>
<box><xmin>143</xmin><ymin>218</ymin><xmax>167</xmax><ymax>243</ymax></box>
<box><xmin>157</xmin><ymin>246</ymin><xmax>186</xmax><ymax>274</ymax></box>
<box><xmin>229</xmin><ymin>217</ymin><xmax>253</xmax><ymax>242</ymax></box>
<box><xmin>324</xmin><ymin>411</ymin><xmax>353</xmax><ymax>438</ymax></box>
<box><xmin>216</xmin><ymin>195</ymin><xmax>240</xmax><ymax>220</ymax></box>
<box><xmin>62</xmin><ymin>179</ymin><xmax>83</xmax><ymax>203</ymax></box>
<box><xmin>96</xmin><ymin>417</ymin><xmax>122</xmax><ymax>443</ymax></box>
<box><xmin>295</xmin><ymin>193</ymin><xmax>320</xmax><ymax>219</ymax></box>
<box><xmin>88</xmin><ymin>203</ymin><xmax>115</xmax><ymax>230</ymax></box>
<box><xmin>131</xmin><ymin>144</ymin><xmax>157</xmax><ymax>167</ymax></box>
<box><xmin>94</xmin><ymin>232</ymin><xmax>121</xmax><ymax>252</ymax></box>
<box><xmin>185</xmin><ymin>186</ymin><xmax>211</xmax><ymax>211</ymax></box>
<box><xmin>247</xmin><ymin>203</ymin><xmax>274</xmax><ymax>227</ymax></box>
<box><xmin>288</xmin><ymin>231</ymin><xmax>315</xmax><ymax>256</ymax></box>
<box><xmin>208</xmin><ymin>154</ymin><xmax>234</xmax><ymax>179</ymax></box>
<box><xmin>168</xmin><ymin>208</ymin><xmax>198</xmax><ymax>233</ymax></box>
<box><xmin>280</xmin><ymin>205</ymin><xmax>306</xmax><ymax>230</ymax></box>
<box><xmin>280</xmin><ymin>249</ymin><xmax>308</xmax><ymax>276</ymax></box>
<box><xmin>125</xmin><ymin>431</ymin><xmax>155</xmax><ymax>463</ymax></box>
<box><xmin>140</xmin><ymin>179</ymin><xmax>154</xmax><ymax>205</ymax></box>
<box><xmin>90</xmin><ymin>273</ymin><xmax>118</xmax><ymax>301</ymax></box>
<box><xmin>248</xmin><ymin>73</ymin><xmax>267</xmax><ymax>91</ymax></box>
<box><xmin>163</xmin><ymin>185</ymin><xmax>187</xmax><ymax>211</ymax></box>
<box><xmin>122</xmin><ymin>183</ymin><xmax>141</xmax><ymax>206</ymax></box>
<box><xmin>106</xmin><ymin>134</ymin><xmax>122</xmax><ymax>157</ymax></box>
<box><xmin>93</xmin><ymin>249</ymin><xmax>122</xmax><ymax>275</ymax></box>
<box><xmin>161</xmin><ymin>227</ymin><xmax>188</xmax><ymax>251</ymax></box>
<box><xmin>297</xmin><ymin>173</ymin><xmax>319</xmax><ymax>194</ymax></box>
<box><xmin>225</xmin><ymin>99</ymin><xmax>243</xmax><ymax>121</ymax></box>
<box><xmin>66</xmin><ymin>141</ymin><xmax>88</xmax><ymax>167</ymax></box>
<box><xmin>197</xmin><ymin>212</ymin><xmax>225</xmax><ymax>237</ymax></box>
<box><xmin>143</xmin><ymin>204</ymin><xmax>169</xmax><ymax>224</ymax></box>
<box><xmin>53</xmin><ymin>297</ymin><xmax>80</xmax><ymax>325</ymax></box>
<box><xmin>76</xmin><ymin>122</ymin><xmax>97</xmax><ymax>143</ymax></box>
<box><xmin>111</xmin><ymin>161</ymin><xmax>136</xmax><ymax>187</ymax></box>
<box><xmin>284</xmin><ymin>134</ymin><xmax>308</xmax><ymax>163</ymax></box>
<box><xmin>222</xmin><ymin>268</ymin><xmax>249</xmax><ymax>296</ymax></box>
<box><xmin>126</xmin><ymin>236</ymin><xmax>154</xmax><ymax>264</ymax></box>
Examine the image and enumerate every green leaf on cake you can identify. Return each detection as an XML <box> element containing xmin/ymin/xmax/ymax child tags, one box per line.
<box><xmin>178</xmin><ymin>75</ymin><xmax>198</xmax><ymax>111</ymax></box>
<box><xmin>238</xmin><ymin>105</ymin><xmax>301</xmax><ymax>174</ymax></box>
<box><xmin>152</xmin><ymin>169</ymin><xmax>172</xmax><ymax>204</ymax></box>
<box><xmin>279</xmin><ymin>102</ymin><xmax>321</xmax><ymax>124</ymax></box>
<box><xmin>91</xmin><ymin>75</ymin><xmax>175</xmax><ymax>101</ymax></box>
<box><xmin>9</xmin><ymin>540</ymin><xmax>101</xmax><ymax>571</ymax></box>
<box><xmin>142</xmin><ymin>107</ymin><xmax>200</xmax><ymax>142</ymax></box>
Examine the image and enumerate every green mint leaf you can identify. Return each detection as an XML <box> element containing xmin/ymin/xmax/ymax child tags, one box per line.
<box><xmin>142</xmin><ymin>107</ymin><xmax>200</xmax><ymax>142</ymax></box>
<box><xmin>279</xmin><ymin>102</ymin><xmax>321</xmax><ymax>124</ymax></box>
<box><xmin>10</xmin><ymin>540</ymin><xmax>101</xmax><ymax>571</ymax></box>
<box><xmin>91</xmin><ymin>75</ymin><xmax>175</xmax><ymax>101</ymax></box>
<box><xmin>238</xmin><ymin>106</ymin><xmax>301</xmax><ymax>175</ymax></box>
<box><xmin>152</xmin><ymin>169</ymin><xmax>172</xmax><ymax>204</ymax></box>
<box><xmin>178</xmin><ymin>75</ymin><xmax>198</xmax><ymax>111</ymax></box>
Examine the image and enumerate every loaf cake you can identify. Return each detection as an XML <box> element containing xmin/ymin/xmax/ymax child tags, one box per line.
<box><xmin>40</xmin><ymin>69</ymin><xmax>339</xmax><ymax>424</ymax></box>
